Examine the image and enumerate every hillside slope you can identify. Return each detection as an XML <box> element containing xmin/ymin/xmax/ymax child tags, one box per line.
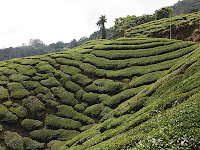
<box><xmin>125</xmin><ymin>11</ymin><xmax>200</xmax><ymax>42</ymax></box>
<box><xmin>0</xmin><ymin>38</ymin><xmax>199</xmax><ymax>149</ymax></box>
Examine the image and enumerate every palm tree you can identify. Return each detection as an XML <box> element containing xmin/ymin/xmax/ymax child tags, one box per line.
<box><xmin>96</xmin><ymin>15</ymin><xmax>107</xmax><ymax>39</ymax></box>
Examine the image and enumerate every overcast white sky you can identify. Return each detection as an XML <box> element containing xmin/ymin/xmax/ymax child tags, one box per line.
<box><xmin>0</xmin><ymin>0</ymin><xmax>179</xmax><ymax>48</ymax></box>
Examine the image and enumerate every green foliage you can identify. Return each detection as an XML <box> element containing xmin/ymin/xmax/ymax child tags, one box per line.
<box><xmin>0</xmin><ymin>104</ymin><xmax>18</xmax><ymax>123</ymax></box>
<box><xmin>22</xmin><ymin>96</ymin><xmax>45</xmax><ymax>115</ymax></box>
<box><xmin>35</xmin><ymin>61</ymin><xmax>55</xmax><ymax>73</ymax></box>
<box><xmin>23</xmin><ymin>137</ymin><xmax>45</xmax><ymax>150</ymax></box>
<box><xmin>72</xmin><ymin>74</ymin><xmax>92</xmax><ymax>86</ymax></box>
<box><xmin>40</xmin><ymin>77</ymin><xmax>60</xmax><ymax>87</ymax></box>
<box><xmin>7</xmin><ymin>82</ymin><xmax>29</xmax><ymax>98</ymax></box>
<box><xmin>30</xmin><ymin>129</ymin><xmax>79</xmax><ymax>142</ymax></box>
<box><xmin>45</xmin><ymin>115</ymin><xmax>82</xmax><ymax>130</ymax></box>
<box><xmin>0</xmin><ymin>86</ymin><xmax>9</xmax><ymax>100</ymax></box>
<box><xmin>10</xmin><ymin>89</ymin><xmax>29</xmax><ymax>99</ymax></box>
<box><xmin>74</xmin><ymin>103</ymin><xmax>87</xmax><ymax>112</ymax></box>
<box><xmin>57</xmin><ymin>105</ymin><xmax>95</xmax><ymax>124</ymax></box>
<box><xmin>21</xmin><ymin>119</ymin><xmax>43</xmax><ymax>131</ymax></box>
<box><xmin>4</xmin><ymin>131</ymin><xmax>24</xmax><ymax>150</ymax></box>
<box><xmin>16</xmin><ymin>65</ymin><xmax>37</xmax><ymax>76</ymax></box>
<box><xmin>86</xmin><ymin>79</ymin><xmax>125</xmax><ymax>94</ymax></box>
<box><xmin>82</xmin><ymin>92</ymin><xmax>99</xmax><ymax>104</ymax></box>
<box><xmin>84</xmin><ymin>104</ymin><xmax>106</xmax><ymax>118</ymax></box>
<box><xmin>9</xmin><ymin>74</ymin><xmax>30</xmax><ymax>82</ymax></box>
<box><xmin>111</xmin><ymin>14</ymin><xmax>155</xmax><ymax>39</ymax></box>
<box><xmin>22</xmin><ymin>81</ymin><xmax>40</xmax><ymax>90</ymax></box>
<box><xmin>0</xmin><ymin>68</ymin><xmax>17</xmax><ymax>76</ymax></box>
<box><xmin>60</xmin><ymin>65</ymin><xmax>81</xmax><ymax>75</ymax></box>
<box><xmin>155</xmin><ymin>6</ymin><xmax>173</xmax><ymax>20</ymax></box>
<box><xmin>9</xmin><ymin>104</ymin><xmax>27</xmax><ymax>118</ymax></box>
<box><xmin>97</xmin><ymin>15</ymin><xmax>107</xmax><ymax>39</ymax></box>
<box><xmin>64</xmin><ymin>81</ymin><xmax>81</xmax><ymax>93</ymax></box>
<box><xmin>130</xmin><ymin>70</ymin><xmax>167</xmax><ymax>87</ymax></box>
<box><xmin>51</xmin><ymin>87</ymin><xmax>78</xmax><ymax>106</ymax></box>
<box><xmin>103</xmin><ymin>85</ymin><xmax>148</xmax><ymax>107</ymax></box>
<box><xmin>125</xmin><ymin>11</ymin><xmax>200</xmax><ymax>38</ymax></box>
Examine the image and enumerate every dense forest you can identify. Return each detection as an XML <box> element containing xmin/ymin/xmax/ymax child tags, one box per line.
<box><xmin>171</xmin><ymin>0</ymin><xmax>200</xmax><ymax>15</ymax></box>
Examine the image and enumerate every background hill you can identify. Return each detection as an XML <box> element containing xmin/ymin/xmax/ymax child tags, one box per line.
<box><xmin>0</xmin><ymin>37</ymin><xmax>200</xmax><ymax>149</ymax></box>
<box><xmin>171</xmin><ymin>0</ymin><xmax>200</xmax><ymax>15</ymax></box>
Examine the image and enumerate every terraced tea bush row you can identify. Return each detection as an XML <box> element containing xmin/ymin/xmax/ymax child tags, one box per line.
<box><xmin>45</xmin><ymin>114</ymin><xmax>82</xmax><ymax>130</ymax></box>
<box><xmin>57</xmin><ymin>105</ymin><xmax>95</xmax><ymax>124</ymax></box>
<box><xmin>125</xmin><ymin>11</ymin><xmax>200</xmax><ymax>37</ymax></box>
<box><xmin>85</xmin><ymin>79</ymin><xmax>125</xmax><ymax>95</ymax></box>
<box><xmin>130</xmin><ymin>70</ymin><xmax>168</xmax><ymax>88</ymax></box>
<box><xmin>93</xmin><ymin>41</ymin><xmax>175</xmax><ymax>50</ymax></box>
<box><xmin>82</xmin><ymin>44</ymin><xmax>197</xmax><ymax>69</ymax></box>
<box><xmin>30</xmin><ymin>129</ymin><xmax>80</xmax><ymax>142</ymax></box>
<box><xmin>105</xmin><ymin>38</ymin><xmax>175</xmax><ymax>45</ymax></box>
<box><xmin>102</xmin><ymin>85</ymin><xmax>148</xmax><ymax>107</ymax></box>
<box><xmin>91</xmin><ymin>41</ymin><xmax>194</xmax><ymax>59</ymax></box>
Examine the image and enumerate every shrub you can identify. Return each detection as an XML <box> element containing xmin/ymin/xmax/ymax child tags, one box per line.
<box><xmin>4</xmin><ymin>131</ymin><xmax>24</xmax><ymax>150</ymax></box>
<box><xmin>0</xmin><ymin>75</ymin><xmax>8</xmax><ymax>81</ymax></box>
<box><xmin>10</xmin><ymin>89</ymin><xmax>29</xmax><ymax>99</ymax></box>
<box><xmin>80</xmin><ymin>124</ymin><xmax>95</xmax><ymax>132</ymax></box>
<box><xmin>60</xmin><ymin>65</ymin><xmax>81</xmax><ymax>75</ymax></box>
<box><xmin>30</xmin><ymin>129</ymin><xmax>79</xmax><ymax>143</ymax></box>
<box><xmin>64</xmin><ymin>81</ymin><xmax>81</xmax><ymax>93</ymax></box>
<box><xmin>22</xmin><ymin>96</ymin><xmax>45</xmax><ymax>115</ymax></box>
<box><xmin>74</xmin><ymin>103</ymin><xmax>88</xmax><ymax>112</ymax></box>
<box><xmin>3</xmin><ymin>101</ymin><xmax>12</xmax><ymax>107</ymax></box>
<box><xmin>51</xmin><ymin>87</ymin><xmax>78</xmax><ymax>106</ymax></box>
<box><xmin>21</xmin><ymin>119</ymin><xmax>43</xmax><ymax>131</ymax></box>
<box><xmin>86</xmin><ymin>79</ymin><xmax>124</xmax><ymax>94</ymax></box>
<box><xmin>48</xmin><ymin>140</ymin><xmax>66</xmax><ymax>150</ymax></box>
<box><xmin>9</xmin><ymin>74</ymin><xmax>30</xmax><ymax>82</ymax></box>
<box><xmin>0</xmin><ymin>86</ymin><xmax>9</xmax><ymax>100</ymax></box>
<box><xmin>75</xmin><ymin>90</ymin><xmax>86</xmax><ymax>101</ymax></box>
<box><xmin>103</xmin><ymin>85</ymin><xmax>148</xmax><ymax>107</ymax></box>
<box><xmin>9</xmin><ymin>104</ymin><xmax>27</xmax><ymax>118</ymax></box>
<box><xmin>72</xmin><ymin>74</ymin><xmax>92</xmax><ymax>86</ymax></box>
<box><xmin>57</xmin><ymin>105</ymin><xmax>95</xmax><ymax>124</ymax></box>
<box><xmin>16</xmin><ymin>65</ymin><xmax>37</xmax><ymax>76</ymax></box>
<box><xmin>34</xmin><ymin>85</ymin><xmax>51</xmax><ymax>95</ymax></box>
<box><xmin>40</xmin><ymin>77</ymin><xmax>60</xmax><ymax>87</ymax></box>
<box><xmin>20</xmin><ymin>58</ymin><xmax>40</xmax><ymax>65</ymax></box>
<box><xmin>35</xmin><ymin>61</ymin><xmax>55</xmax><ymax>73</ymax></box>
<box><xmin>84</xmin><ymin>104</ymin><xmax>105</xmax><ymax>118</ymax></box>
<box><xmin>32</xmin><ymin>73</ymin><xmax>54</xmax><ymax>81</ymax></box>
<box><xmin>82</xmin><ymin>92</ymin><xmax>99</xmax><ymax>104</ymax></box>
<box><xmin>0</xmin><ymin>68</ymin><xmax>17</xmax><ymax>76</ymax></box>
<box><xmin>22</xmin><ymin>81</ymin><xmax>40</xmax><ymax>90</ymax></box>
<box><xmin>30</xmin><ymin>129</ymin><xmax>60</xmax><ymax>142</ymax></box>
<box><xmin>7</xmin><ymin>82</ymin><xmax>24</xmax><ymax>92</ymax></box>
<box><xmin>23</xmin><ymin>137</ymin><xmax>45</xmax><ymax>150</ymax></box>
<box><xmin>129</xmin><ymin>70</ymin><xmax>167</xmax><ymax>87</ymax></box>
<box><xmin>54</xmin><ymin>70</ymin><xmax>71</xmax><ymax>85</ymax></box>
<box><xmin>45</xmin><ymin>115</ymin><xmax>82</xmax><ymax>130</ymax></box>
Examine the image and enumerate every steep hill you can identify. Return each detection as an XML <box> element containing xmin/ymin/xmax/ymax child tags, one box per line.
<box><xmin>171</xmin><ymin>0</ymin><xmax>200</xmax><ymax>15</ymax></box>
<box><xmin>0</xmin><ymin>38</ymin><xmax>200</xmax><ymax>149</ymax></box>
<box><xmin>125</xmin><ymin>11</ymin><xmax>200</xmax><ymax>42</ymax></box>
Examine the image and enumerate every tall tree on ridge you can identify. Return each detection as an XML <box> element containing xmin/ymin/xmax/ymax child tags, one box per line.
<box><xmin>97</xmin><ymin>15</ymin><xmax>107</xmax><ymax>39</ymax></box>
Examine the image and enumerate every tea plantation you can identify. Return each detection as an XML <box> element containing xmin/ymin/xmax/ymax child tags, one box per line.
<box><xmin>125</xmin><ymin>11</ymin><xmax>200</xmax><ymax>39</ymax></box>
<box><xmin>0</xmin><ymin>37</ymin><xmax>200</xmax><ymax>149</ymax></box>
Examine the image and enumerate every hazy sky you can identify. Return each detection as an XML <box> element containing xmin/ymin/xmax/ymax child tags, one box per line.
<box><xmin>0</xmin><ymin>0</ymin><xmax>179</xmax><ymax>48</ymax></box>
